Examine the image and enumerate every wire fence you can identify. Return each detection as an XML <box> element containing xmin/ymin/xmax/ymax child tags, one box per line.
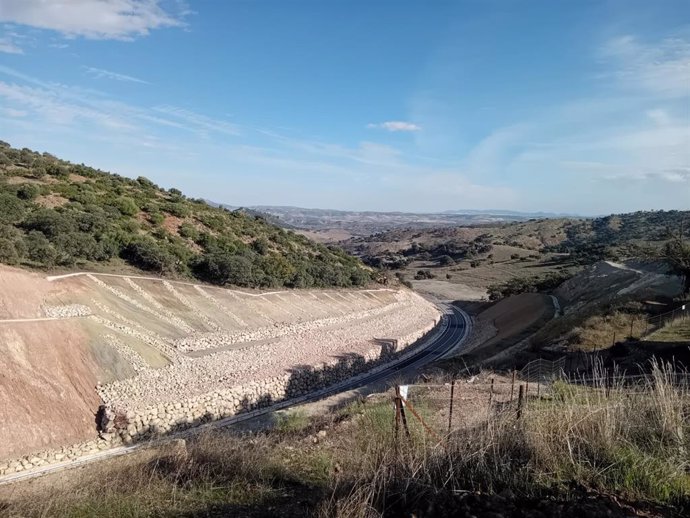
<box><xmin>388</xmin><ymin>367</ymin><xmax>690</xmax><ymax>447</ymax></box>
<box><xmin>644</xmin><ymin>303</ymin><xmax>690</xmax><ymax>336</ymax></box>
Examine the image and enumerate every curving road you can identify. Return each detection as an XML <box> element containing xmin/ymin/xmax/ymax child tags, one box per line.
<box><xmin>0</xmin><ymin>303</ymin><xmax>470</xmax><ymax>486</ymax></box>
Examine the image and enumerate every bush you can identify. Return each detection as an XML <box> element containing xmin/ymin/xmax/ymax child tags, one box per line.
<box><xmin>178</xmin><ymin>222</ymin><xmax>199</xmax><ymax>240</ymax></box>
<box><xmin>113</xmin><ymin>197</ymin><xmax>139</xmax><ymax>216</ymax></box>
<box><xmin>193</xmin><ymin>252</ymin><xmax>254</xmax><ymax>286</ymax></box>
<box><xmin>16</xmin><ymin>183</ymin><xmax>40</xmax><ymax>200</ymax></box>
<box><xmin>162</xmin><ymin>201</ymin><xmax>189</xmax><ymax>218</ymax></box>
<box><xmin>121</xmin><ymin>238</ymin><xmax>175</xmax><ymax>273</ymax></box>
<box><xmin>0</xmin><ymin>238</ymin><xmax>21</xmax><ymax>264</ymax></box>
<box><xmin>0</xmin><ymin>193</ymin><xmax>25</xmax><ymax>224</ymax></box>
<box><xmin>24</xmin><ymin>231</ymin><xmax>57</xmax><ymax>266</ymax></box>
<box><xmin>438</xmin><ymin>254</ymin><xmax>455</xmax><ymax>266</ymax></box>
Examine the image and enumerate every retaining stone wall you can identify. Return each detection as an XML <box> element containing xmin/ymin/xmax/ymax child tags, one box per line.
<box><xmin>0</xmin><ymin>314</ymin><xmax>439</xmax><ymax>476</ymax></box>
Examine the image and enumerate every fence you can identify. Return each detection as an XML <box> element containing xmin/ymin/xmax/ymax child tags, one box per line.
<box><xmin>388</xmin><ymin>368</ymin><xmax>690</xmax><ymax>449</ymax></box>
<box><xmin>644</xmin><ymin>303</ymin><xmax>689</xmax><ymax>336</ymax></box>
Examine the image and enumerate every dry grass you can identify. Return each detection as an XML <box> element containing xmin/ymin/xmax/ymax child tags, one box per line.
<box><xmin>647</xmin><ymin>318</ymin><xmax>690</xmax><ymax>343</ymax></box>
<box><xmin>3</xmin><ymin>364</ymin><xmax>688</xmax><ymax>517</ymax></box>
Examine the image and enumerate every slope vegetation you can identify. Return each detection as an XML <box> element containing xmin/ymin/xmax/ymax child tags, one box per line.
<box><xmin>0</xmin><ymin>142</ymin><xmax>370</xmax><ymax>289</ymax></box>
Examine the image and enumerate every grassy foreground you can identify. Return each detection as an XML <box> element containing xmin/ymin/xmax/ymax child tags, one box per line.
<box><xmin>2</xmin><ymin>364</ymin><xmax>688</xmax><ymax>517</ymax></box>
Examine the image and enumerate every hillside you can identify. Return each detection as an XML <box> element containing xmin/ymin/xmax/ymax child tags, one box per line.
<box><xmin>0</xmin><ymin>142</ymin><xmax>370</xmax><ymax>289</ymax></box>
<box><xmin>342</xmin><ymin>211</ymin><xmax>689</xmax><ymax>301</ymax></box>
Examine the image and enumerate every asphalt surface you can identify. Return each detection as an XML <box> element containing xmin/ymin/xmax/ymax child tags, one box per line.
<box><xmin>0</xmin><ymin>303</ymin><xmax>470</xmax><ymax>486</ymax></box>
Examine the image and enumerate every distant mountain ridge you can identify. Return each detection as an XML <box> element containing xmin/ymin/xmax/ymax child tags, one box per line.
<box><xmin>207</xmin><ymin>203</ymin><xmax>582</xmax><ymax>235</ymax></box>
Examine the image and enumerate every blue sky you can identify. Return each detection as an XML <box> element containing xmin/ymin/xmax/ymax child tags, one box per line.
<box><xmin>0</xmin><ymin>0</ymin><xmax>688</xmax><ymax>215</ymax></box>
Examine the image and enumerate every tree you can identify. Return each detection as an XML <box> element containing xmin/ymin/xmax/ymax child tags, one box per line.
<box><xmin>0</xmin><ymin>193</ymin><xmax>25</xmax><ymax>224</ymax></box>
<box><xmin>193</xmin><ymin>252</ymin><xmax>254</xmax><ymax>286</ymax></box>
<box><xmin>24</xmin><ymin>231</ymin><xmax>57</xmax><ymax>266</ymax></box>
<box><xmin>438</xmin><ymin>254</ymin><xmax>455</xmax><ymax>266</ymax></box>
<box><xmin>0</xmin><ymin>238</ymin><xmax>21</xmax><ymax>265</ymax></box>
<box><xmin>664</xmin><ymin>238</ymin><xmax>690</xmax><ymax>294</ymax></box>
<box><xmin>121</xmin><ymin>238</ymin><xmax>175</xmax><ymax>273</ymax></box>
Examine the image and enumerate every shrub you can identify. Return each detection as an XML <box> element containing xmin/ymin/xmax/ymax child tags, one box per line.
<box><xmin>162</xmin><ymin>201</ymin><xmax>189</xmax><ymax>218</ymax></box>
<box><xmin>438</xmin><ymin>254</ymin><xmax>455</xmax><ymax>266</ymax></box>
<box><xmin>24</xmin><ymin>231</ymin><xmax>57</xmax><ymax>266</ymax></box>
<box><xmin>113</xmin><ymin>196</ymin><xmax>139</xmax><ymax>216</ymax></box>
<box><xmin>0</xmin><ymin>193</ymin><xmax>25</xmax><ymax>224</ymax></box>
<box><xmin>193</xmin><ymin>252</ymin><xmax>254</xmax><ymax>286</ymax></box>
<box><xmin>0</xmin><ymin>238</ymin><xmax>21</xmax><ymax>264</ymax></box>
<box><xmin>16</xmin><ymin>183</ymin><xmax>40</xmax><ymax>200</ymax></box>
<box><xmin>121</xmin><ymin>238</ymin><xmax>175</xmax><ymax>273</ymax></box>
<box><xmin>178</xmin><ymin>222</ymin><xmax>199</xmax><ymax>240</ymax></box>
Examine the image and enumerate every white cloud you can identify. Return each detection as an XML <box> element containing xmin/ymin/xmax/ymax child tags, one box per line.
<box><xmin>599</xmin><ymin>34</ymin><xmax>690</xmax><ymax>98</ymax></box>
<box><xmin>367</xmin><ymin>121</ymin><xmax>421</xmax><ymax>132</ymax></box>
<box><xmin>2</xmin><ymin>107</ymin><xmax>27</xmax><ymax>117</ymax></box>
<box><xmin>0</xmin><ymin>67</ymin><xmax>241</xmax><ymax>140</ymax></box>
<box><xmin>0</xmin><ymin>35</ymin><xmax>22</xmax><ymax>54</ymax></box>
<box><xmin>84</xmin><ymin>66</ymin><xmax>149</xmax><ymax>84</ymax></box>
<box><xmin>153</xmin><ymin>105</ymin><xmax>241</xmax><ymax>136</ymax></box>
<box><xmin>0</xmin><ymin>0</ymin><xmax>185</xmax><ymax>40</ymax></box>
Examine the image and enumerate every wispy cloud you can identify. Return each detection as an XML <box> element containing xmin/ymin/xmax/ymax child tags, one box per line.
<box><xmin>153</xmin><ymin>105</ymin><xmax>241</xmax><ymax>136</ymax></box>
<box><xmin>0</xmin><ymin>35</ymin><xmax>22</xmax><ymax>54</ymax></box>
<box><xmin>599</xmin><ymin>34</ymin><xmax>690</xmax><ymax>98</ymax></box>
<box><xmin>367</xmin><ymin>121</ymin><xmax>421</xmax><ymax>132</ymax></box>
<box><xmin>0</xmin><ymin>0</ymin><xmax>186</xmax><ymax>41</ymax></box>
<box><xmin>0</xmin><ymin>66</ymin><xmax>240</xmax><ymax>141</ymax></box>
<box><xmin>84</xmin><ymin>66</ymin><xmax>149</xmax><ymax>84</ymax></box>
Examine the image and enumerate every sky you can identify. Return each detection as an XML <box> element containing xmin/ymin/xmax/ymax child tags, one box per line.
<box><xmin>0</xmin><ymin>0</ymin><xmax>688</xmax><ymax>215</ymax></box>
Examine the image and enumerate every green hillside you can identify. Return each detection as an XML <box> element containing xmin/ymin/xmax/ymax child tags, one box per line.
<box><xmin>0</xmin><ymin>142</ymin><xmax>371</xmax><ymax>288</ymax></box>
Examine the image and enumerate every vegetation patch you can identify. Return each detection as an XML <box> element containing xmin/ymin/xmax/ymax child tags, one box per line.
<box><xmin>0</xmin><ymin>143</ymin><xmax>371</xmax><ymax>289</ymax></box>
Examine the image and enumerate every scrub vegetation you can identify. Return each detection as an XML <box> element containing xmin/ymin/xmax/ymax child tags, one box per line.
<box><xmin>0</xmin><ymin>142</ymin><xmax>370</xmax><ymax>288</ymax></box>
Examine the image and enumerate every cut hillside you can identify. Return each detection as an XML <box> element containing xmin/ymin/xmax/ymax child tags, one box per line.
<box><xmin>0</xmin><ymin>142</ymin><xmax>370</xmax><ymax>289</ymax></box>
<box><xmin>344</xmin><ymin>209</ymin><xmax>689</xmax><ymax>303</ymax></box>
<box><xmin>0</xmin><ymin>265</ymin><xmax>440</xmax><ymax>464</ymax></box>
<box><xmin>530</xmin><ymin>260</ymin><xmax>685</xmax><ymax>352</ymax></box>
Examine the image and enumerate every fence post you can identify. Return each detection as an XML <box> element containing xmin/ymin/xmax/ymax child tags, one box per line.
<box><xmin>629</xmin><ymin>315</ymin><xmax>634</xmax><ymax>339</ymax></box>
<box><xmin>510</xmin><ymin>370</ymin><xmax>516</xmax><ymax>403</ymax></box>
<box><xmin>448</xmin><ymin>378</ymin><xmax>456</xmax><ymax>434</ymax></box>
<box><xmin>517</xmin><ymin>385</ymin><xmax>524</xmax><ymax>420</ymax></box>
<box><xmin>393</xmin><ymin>386</ymin><xmax>401</xmax><ymax>456</ymax></box>
<box><xmin>488</xmin><ymin>377</ymin><xmax>494</xmax><ymax>408</ymax></box>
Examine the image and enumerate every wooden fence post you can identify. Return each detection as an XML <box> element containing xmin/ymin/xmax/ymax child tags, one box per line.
<box><xmin>448</xmin><ymin>378</ymin><xmax>456</xmax><ymax>433</ymax></box>
<box><xmin>489</xmin><ymin>378</ymin><xmax>494</xmax><ymax>408</ymax></box>
<box><xmin>517</xmin><ymin>385</ymin><xmax>524</xmax><ymax>420</ymax></box>
<box><xmin>510</xmin><ymin>370</ymin><xmax>516</xmax><ymax>403</ymax></box>
<box><xmin>394</xmin><ymin>385</ymin><xmax>401</xmax><ymax>456</ymax></box>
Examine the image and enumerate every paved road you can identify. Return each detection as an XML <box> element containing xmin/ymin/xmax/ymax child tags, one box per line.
<box><xmin>0</xmin><ymin>303</ymin><xmax>470</xmax><ymax>486</ymax></box>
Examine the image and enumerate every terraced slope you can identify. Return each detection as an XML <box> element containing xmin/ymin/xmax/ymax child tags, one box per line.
<box><xmin>0</xmin><ymin>265</ymin><xmax>440</xmax><ymax>462</ymax></box>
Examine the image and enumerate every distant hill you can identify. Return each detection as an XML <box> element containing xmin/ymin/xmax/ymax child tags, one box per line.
<box><xmin>214</xmin><ymin>205</ymin><xmax>565</xmax><ymax>236</ymax></box>
<box><xmin>0</xmin><ymin>142</ymin><xmax>371</xmax><ymax>288</ymax></box>
<box><xmin>345</xmin><ymin>211</ymin><xmax>690</xmax><ymax>270</ymax></box>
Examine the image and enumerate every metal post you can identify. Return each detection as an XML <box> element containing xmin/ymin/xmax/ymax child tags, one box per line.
<box><xmin>510</xmin><ymin>370</ymin><xmax>516</xmax><ymax>403</ymax></box>
<box><xmin>448</xmin><ymin>378</ymin><xmax>455</xmax><ymax>433</ymax></box>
